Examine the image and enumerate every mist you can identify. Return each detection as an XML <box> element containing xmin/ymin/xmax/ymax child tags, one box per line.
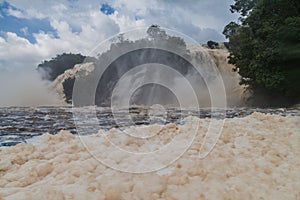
<box><xmin>0</xmin><ymin>69</ymin><xmax>64</xmax><ymax>107</ymax></box>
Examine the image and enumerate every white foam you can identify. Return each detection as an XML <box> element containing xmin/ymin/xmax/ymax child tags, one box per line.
<box><xmin>0</xmin><ymin>112</ymin><xmax>299</xmax><ymax>199</ymax></box>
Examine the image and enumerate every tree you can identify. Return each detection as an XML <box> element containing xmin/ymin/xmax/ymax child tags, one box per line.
<box><xmin>146</xmin><ymin>25</ymin><xmax>186</xmax><ymax>49</ymax></box>
<box><xmin>224</xmin><ymin>0</ymin><xmax>300</xmax><ymax>106</ymax></box>
<box><xmin>37</xmin><ymin>53</ymin><xmax>86</xmax><ymax>81</ymax></box>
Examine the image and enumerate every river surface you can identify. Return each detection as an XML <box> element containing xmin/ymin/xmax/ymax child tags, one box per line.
<box><xmin>0</xmin><ymin>106</ymin><xmax>299</xmax><ymax>147</ymax></box>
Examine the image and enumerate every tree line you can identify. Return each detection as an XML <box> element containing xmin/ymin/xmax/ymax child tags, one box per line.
<box><xmin>224</xmin><ymin>0</ymin><xmax>300</xmax><ymax>106</ymax></box>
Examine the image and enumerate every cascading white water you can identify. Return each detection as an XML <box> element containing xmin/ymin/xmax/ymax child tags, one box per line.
<box><xmin>52</xmin><ymin>44</ymin><xmax>245</xmax><ymax>107</ymax></box>
<box><xmin>51</xmin><ymin>62</ymin><xmax>95</xmax><ymax>102</ymax></box>
<box><xmin>188</xmin><ymin>44</ymin><xmax>246</xmax><ymax>107</ymax></box>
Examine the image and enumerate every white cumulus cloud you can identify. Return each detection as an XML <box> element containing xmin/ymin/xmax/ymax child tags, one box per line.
<box><xmin>0</xmin><ymin>0</ymin><xmax>237</xmax><ymax>71</ymax></box>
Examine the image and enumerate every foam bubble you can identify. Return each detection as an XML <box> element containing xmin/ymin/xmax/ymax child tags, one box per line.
<box><xmin>0</xmin><ymin>112</ymin><xmax>299</xmax><ymax>199</ymax></box>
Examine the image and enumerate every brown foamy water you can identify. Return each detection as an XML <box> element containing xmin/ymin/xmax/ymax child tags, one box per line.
<box><xmin>0</xmin><ymin>112</ymin><xmax>299</xmax><ymax>199</ymax></box>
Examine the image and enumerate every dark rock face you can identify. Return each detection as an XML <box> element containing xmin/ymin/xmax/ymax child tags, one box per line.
<box><xmin>62</xmin><ymin>77</ymin><xmax>75</xmax><ymax>104</ymax></box>
<box><xmin>68</xmin><ymin>47</ymin><xmax>206</xmax><ymax>107</ymax></box>
<box><xmin>207</xmin><ymin>40</ymin><xmax>219</xmax><ymax>49</ymax></box>
<box><xmin>93</xmin><ymin>48</ymin><xmax>194</xmax><ymax>106</ymax></box>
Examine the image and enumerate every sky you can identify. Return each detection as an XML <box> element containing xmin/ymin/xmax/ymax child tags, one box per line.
<box><xmin>0</xmin><ymin>0</ymin><xmax>238</xmax><ymax>71</ymax></box>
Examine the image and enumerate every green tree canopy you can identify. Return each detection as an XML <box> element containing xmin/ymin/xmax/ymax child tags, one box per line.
<box><xmin>224</xmin><ymin>0</ymin><xmax>300</xmax><ymax>106</ymax></box>
<box><xmin>37</xmin><ymin>53</ymin><xmax>87</xmax><ymax>81</ymax></box>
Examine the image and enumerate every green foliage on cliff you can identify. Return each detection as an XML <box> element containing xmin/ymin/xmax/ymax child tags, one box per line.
<box><xmin>224</xmin><ymin>0</ymin><xmax>300</xmax><ymax>106</ymax></box>
<box><xmin>37</xmin><ymin>53</ymin><xmax>86</xmax><ymax>81</ymax></box>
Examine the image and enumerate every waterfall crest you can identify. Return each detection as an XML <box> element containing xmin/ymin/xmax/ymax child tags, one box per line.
<box><xmin>52</xmin><ymin>44</ymin><xmax>245</xmax><ymax>107</ymax></box>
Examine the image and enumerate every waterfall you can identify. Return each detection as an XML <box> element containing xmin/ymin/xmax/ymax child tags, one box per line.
<box><xmin>52</xmin><ymin>44</ymin><xmax>245</xmax><ymax>107</ymax></box>
<box><xmin>51</xmin><ymin>62</ymin><xmax>95</xmax><ymax>102</ymax></box>
<box><xmin>188</xmin><ymin>44</ymin><xmax>246</xmax><ymax>107</ymax></box>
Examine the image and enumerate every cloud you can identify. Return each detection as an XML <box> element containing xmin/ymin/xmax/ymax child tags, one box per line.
<box><xmin>6</xmin><ymin>6</ymin><xmax>24</xmax><ymax>18</ymax></box>
<box><xmin>20</xmin><ymin>26</ymin><xmax>28</xmax><ymax>35</ymax></box>
<box><xmin>0</xmin><ymin>1</ymin><xmax>120</xmax><ymax>70</ymax></box>
<box><xmin>0</xmin><ymin>1</ymin><xmax>57</xmax><ymax>43</ymax></box>
<box><xmin>108</xmin><ymin>0</ymin><xmax>238</xmax><ymax>42</ymax></box>
<box><xmin>0</xmin><ymin>0</ymin><xmax>238</xmax><ymax>71</ymax></box>
<box><xmin>0</xmin><ymin>0</ymin><xmax>240</xmax><ymax>107</ymax></box>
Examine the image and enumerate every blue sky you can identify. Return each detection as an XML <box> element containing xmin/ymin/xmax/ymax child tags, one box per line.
<box><xmin>0</xmin><ymin>0</ymin><xmax>238</xmax><ymax>70</ymax></box>
<box><xmin>0</xmin><ymin>1</ymin><xmax>116</xmax><ymax>43</ymax></box>
<box><xmin>0</xmin><ymin>1</ymin><xmax>57</xmax><ymax>43</ymax></box>
<box><xmin>100</xmin><ymin>3</ymin><xmax>115</xmax><ymax>15</ymax></box>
